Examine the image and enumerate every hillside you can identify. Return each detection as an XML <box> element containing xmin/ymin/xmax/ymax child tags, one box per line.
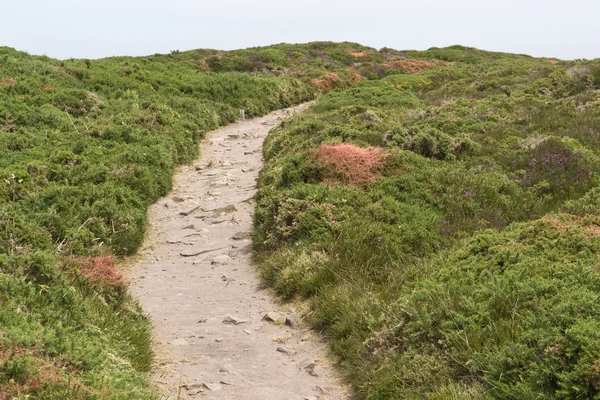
<box><xmin>254</xmin><ymin>46</ymin><xmax>600</xmax><ymax>398</ymax></box>
<box><xmin>0</xmin><ymin>44</ymin><xmax>317</xmax><ymax>398</ymax></box>
<box><xmin>1</xmin><ymin>42</ymin><xmax>600</xmax><ymax>398</ymax></box>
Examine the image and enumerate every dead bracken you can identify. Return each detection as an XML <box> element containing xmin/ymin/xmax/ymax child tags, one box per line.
<box><xmin>315</xmin><ymin>143</ymin><xmax>388</xmax><ymax>186</ymax></box>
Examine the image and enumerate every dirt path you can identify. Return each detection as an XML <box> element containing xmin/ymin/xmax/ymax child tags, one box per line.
<box><xmin>130</xmin><ymin>105</ymin><xmax>350</xmax><ymax>400</ymax></box>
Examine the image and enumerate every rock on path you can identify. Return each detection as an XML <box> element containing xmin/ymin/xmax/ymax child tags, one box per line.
<box><xmin>130</xmin><ymin>105</ymin><xmax>351</xmax><ymax>399</ymax></box>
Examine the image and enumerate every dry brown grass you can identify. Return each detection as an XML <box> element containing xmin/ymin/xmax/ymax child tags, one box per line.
<box><xmin>315</xmin><ymin>143</ymin><xmax>388</xmax><ymax>186</ymax></box>
<box><xmin>0</xmin><ymin>77</ymin><xmax>16</xmax><ymax>85</ymax></box>
<box><xmin>310</xmin><ymin>73</ymin><xmax>341</xmax><ymax>92</ymax></box>
<box><xmin>383</xmin><ymin>60</ymin><xmax>438</xmax><ymax>74</ymax></box>
<box><xmin>0</xmin><ymin>347</ymin><xmax>63</xmax><ymax>400</ymax></box>
<box><xmin>77</xmin><ymin>255</ymin><xmax>123</xmax><ymax>286</ymax></box>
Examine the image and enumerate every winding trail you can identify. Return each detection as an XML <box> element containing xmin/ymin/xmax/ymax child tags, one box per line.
<box><xmin>130</xmin><ymin>105</ymin><xmax>350</xmax><ymax>400</ymax></box>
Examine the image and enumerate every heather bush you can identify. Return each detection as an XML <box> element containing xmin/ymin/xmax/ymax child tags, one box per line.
<box><xmin>254</xmin><ymin>45</ymin><xmax>600</xmax><ymax>399</ymax></box>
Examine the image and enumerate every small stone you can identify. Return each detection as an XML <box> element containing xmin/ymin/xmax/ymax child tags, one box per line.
<box><xmin>202</xmin><ymin>383</ymin><xmax>222</xmax><ymax>392</ymax></box>
<box><xmin>211</xmin><ymin>255</ymin><xmax>232</xmax><ymax>265</ymax></box>
<box><xmin>310</xmin><ymin>366</ymin><xmax>326</xmax><ymax>377</ymax></box>
<box><xmin>276</xmin><ymin>346</ymin><xmax>297</xmax><ymax>355</ymax></box>
<box><xmin>232</xmin><ymin>231</ymin><xmax>252</xmax><ymax>240</ymax></box>
<box><xmin>172</xmin><ymin>196</ymin><xmax>185</xmax><ymax>203</ymax></box>
<box><xmin>211</xmin><ymin>180</ymin><xmax>229</xmax><ymax>188</ymax></box>
<box><xmin>212</xmin><ymin>204</ymin><xmax>237</xmax><ymax>216</ymax></box>
<box><xmin>285</xmin><ymin>313</ymin><xmax>301</xmax><ymax>328</ymax></box>
<box><xmin>182</xmin><ymin>224</ymin><xmax>195</xmax><ymax>230</ymax></box>
<box><xmin>182</xmin><ymin>383</ymin><xmax>203</xmax><ymax>390</ymax></box>
<box><xmin>314</xmin><ymin>386</ymin><xmax>334</xmax><ymax>395</ymax></box>
<box><xmin>302</xmin><ymin>362</ymin><xmax>316</xmax><ymax>372</ymax></box>
<box><xmin>304</xmin><ymin>397</ymin><xmax>319</xmax><ymax>400</ymax></box>
<box><xmin>222</xmin><ymin>315</ymin><xmax>247</xmax><ymax>325</ymax></box>
<box><xmin>262</xmin><ymin>312</ymin><xmax>285</xmax><ymax>324</ymax></box>
<box><xmin>219</xmin><ymin>363</ymin><xmax>237</xmax><ymax>375</ymax></box>
<box><xmin>188</xmin><ymin>388</ymin><xmax>204</xmax><ymax>395</ymax></box>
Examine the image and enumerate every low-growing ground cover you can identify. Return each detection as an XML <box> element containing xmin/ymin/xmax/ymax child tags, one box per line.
<box><xmin>4</xmin><ymin>40</ymin><xmax>600</xmax><ymax>398</ymax></box>
<box><xmin>0</xmin><ymin>44</ymin><xmax>319</xmax><ymax>398</ymax></box>
<box><xmin>254</xmin><ymin>45</ymin><xmax>600</xmax><ymax>398</ymax></box>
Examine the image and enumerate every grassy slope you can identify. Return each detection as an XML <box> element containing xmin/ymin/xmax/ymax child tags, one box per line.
<box><xmin>4</xmin><ymin>41</ymin><xmax>600</xmax><ymax>399</ymax></box>
<box><xmin>253</xmin><ymin>46</ymin><xmax>600</xmax><ymax>398</ymax></box>
<box><xmin>0</xmin><ymin>45</ymin><xmax>322</xmax><ymax>398</ymax></box>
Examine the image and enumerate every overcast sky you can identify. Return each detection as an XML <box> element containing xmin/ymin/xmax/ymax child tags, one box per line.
<box><xmin>3</xmin><ymin>0</ymin><xmax>598</xmax><ymax>60</ymax></box>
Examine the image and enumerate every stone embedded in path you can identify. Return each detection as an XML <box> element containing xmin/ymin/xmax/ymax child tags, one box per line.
<box><xmin>172</xmin><ymin>196</ymin><xmax>185</xmax><ymax>203</ymax></box>
<box><xmin>185</xmin><ymin>383</ymin><xmax>222</xmax><ymax>394</ymax></box>
<box><xmin>277</xmin><ymin>346</ymin><xmax>297</xmax><ymax>355</ymax></box>
<box><xmin>222</xmin><ymin>315</ymin><xmax>247</xmax><ymax>325</ymax></box>
<box><xmin>211</xmin><ymin>254</ymin><xmax>232</xmax><ymax>265</ymax></box>
<box><xmin>211</xmin><ymin>204</ymin><xmax>237</xmax><ymax>216</ymax></box>
<box><xmin>285</xmin><ymin>313</ymin><xmax>301</xmax><ymax>328</ymax></box>
<box><xmin>298</xmin><ymin>359</ymin><xmax>316</xmax><ymax>371</ymax></box>
<box><xmin>188</xmin><ymin>387</ymin><xmax>203</xmax><ymax>396</ymax></box>
<box><xmin>202</xmin><ymin>382</ymin><xmax>222</xmax><ymax>392</ymax></box>
<box><xmin>180</xmin><ymin>205</ymin><xmax>203</xmax><ymax>216</ymax></box>
<box><xmin>210</xmin><ymin>180</ymin><xmax>229</xmax><ymax>188</ymax></box>
<box><xmin>262</xmin><ymin>311</ymin><xmax>286</xmax><ymax>325</ymax></box>
<box><xmin>181</xmin><ymin>246</ymin><xmax>228</xmax><ymax>258</ymax></box>
<box><xmin>232</xmin><ymin>231</ymin><xmax>252</xmax><ymax>240</ymax></box>
<box><xmin>219</xmin><ymin>363</ymin><xmax>238</xmax><ymax>375</ymax></box>
<box><xmin>221</xmin><ymin>275</ymin><xmax>235</xmax><ymax>283</ymax></box>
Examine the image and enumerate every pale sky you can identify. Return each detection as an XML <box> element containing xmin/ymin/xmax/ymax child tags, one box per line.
<box><xmin>3</xmin><ymin>0</ymin><xmax>598</xmax><ymax>60</ymax></box>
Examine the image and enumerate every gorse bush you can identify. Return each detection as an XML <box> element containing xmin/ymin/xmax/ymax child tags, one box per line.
<box><xmin>254</xmin><ymin>45</ymin><xmax>600</xmax><ymax>398</ymax></box>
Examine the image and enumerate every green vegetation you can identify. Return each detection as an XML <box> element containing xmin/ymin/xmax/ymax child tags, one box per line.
<box><xmin>254</xmin><ymin>45</ymin><xmax>600</xmax><ymax>398</ymax></box>
<box><xmin>0</xmin><ymin>45</ymin><xmax>314</xmax><ymax>398</ymax></box>
<box><xmin>4</xmin><ymin>40</ymin><xmax>600</xmax><ymax>398</ymax></box>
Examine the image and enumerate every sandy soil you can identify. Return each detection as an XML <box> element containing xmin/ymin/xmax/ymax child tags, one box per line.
<box><xmin>129</xmin><ymin>105</ymin><xmax>351</xmax><ymax>400</ymax></box>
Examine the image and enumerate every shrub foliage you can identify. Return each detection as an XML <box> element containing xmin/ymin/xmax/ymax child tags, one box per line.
<box><xmin>0</xmin><ymin>44</ymin><xmax>317</xmax><ymax>398</ymax></box>
<box><xmin>254</xmin><ymin>44</ymin><xmax>600</xmax><ymax>399</ymax></box>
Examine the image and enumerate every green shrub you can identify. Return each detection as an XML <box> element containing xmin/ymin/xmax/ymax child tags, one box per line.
<box><xmin>254</xmin><ymin>45</ymin><xmax>600</xmax><ymax>399</ymax></box>
<box><xmin>0</xmin><ymin>43</ymin><xmax>317</xmax><ymax>398</ymax></box>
